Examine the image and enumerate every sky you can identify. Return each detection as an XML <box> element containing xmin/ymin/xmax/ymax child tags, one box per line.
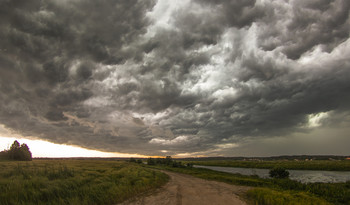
<box><xmin>0</xmin><ymin>0</ymin><xmax>350</xmax><ymax>158</ymax></box>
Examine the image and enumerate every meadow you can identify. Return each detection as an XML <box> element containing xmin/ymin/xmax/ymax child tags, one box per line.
<box><xmin>152</xmin><ymin>164</ymin><xmax>350</xmax><ymax>205</ymax></box>
<box><xmin>0</xmin><ymin>159</ymin><xmax>169</xmax><ymax>205</ymax></box>
<box><xmin>186</xmin><ymin>159</ymin><xmax>350</xmax><ymax>171</ymax></box>
<box><xmin>1</xmin><ymin>158</ymin><xmax>349</xmax><ymax>205</ymax></box>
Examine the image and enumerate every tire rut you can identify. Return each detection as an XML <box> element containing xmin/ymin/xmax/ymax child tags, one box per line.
<box><xmin>119</xmin><ymin>170</ymin><xmax>251</xmax><ymax>205</ymax></box>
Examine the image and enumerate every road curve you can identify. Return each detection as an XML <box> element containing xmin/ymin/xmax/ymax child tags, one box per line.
<box><xmin>119</xmin><ymin>170</ymin><xmax>251</xmax><ymax>205</ymax></box>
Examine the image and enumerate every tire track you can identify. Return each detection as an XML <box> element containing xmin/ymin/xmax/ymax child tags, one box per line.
<box><xmin>119</xmin><ymin>170</ymin><xmax>251</xmax><ymax>205</ymax></box>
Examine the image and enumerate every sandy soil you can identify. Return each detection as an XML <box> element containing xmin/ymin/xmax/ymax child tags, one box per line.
<box><xmin>119</xmin><ymin>170</ymin><xmax>251</xmax><ymax>205</ymax></box>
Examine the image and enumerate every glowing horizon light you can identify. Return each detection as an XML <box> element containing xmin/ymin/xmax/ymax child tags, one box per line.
<box><xmin>0</xmin><ymin>136</ymin><xmax>146</xmax><ymax>158</ymax></box>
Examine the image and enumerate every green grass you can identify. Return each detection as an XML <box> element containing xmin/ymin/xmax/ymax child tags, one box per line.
<box><xmin>247</xmin><ymin>188</ymin><xmax>330</xmax><ymax>205</ymax></box>
<box><xmin>187</xmin><ymin>160</ymin><xmax>350</xmax><ymax>171</ymax></box>
<box><xmin>151</xmin><ymin>165</ymin><xmax>350</xmax><ymax>205</ymax></box>
<box><xmin>0</xmin><ymin>160</ymin><xmax>169</xmax><ymax>205</ymax></box>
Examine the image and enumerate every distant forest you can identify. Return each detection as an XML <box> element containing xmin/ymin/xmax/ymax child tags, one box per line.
<box><xmin>180</xmin><ymin>155</ymin><xmax>350</xmax><ymax>161</ymax></box>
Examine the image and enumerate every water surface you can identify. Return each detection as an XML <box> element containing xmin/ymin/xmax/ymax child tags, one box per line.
<box><xmin>194</xmin><ymin>165</ymin><xmax>350</xmax><ymax>183</ymax></box>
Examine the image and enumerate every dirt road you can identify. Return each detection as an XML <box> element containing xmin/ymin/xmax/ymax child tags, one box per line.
<box><xmin>120</xmin><ymin>170</ymin><xmax>251</xmax><ymax>205</ymax></box>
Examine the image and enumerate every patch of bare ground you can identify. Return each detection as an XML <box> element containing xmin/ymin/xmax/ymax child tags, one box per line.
<box><xmin>119</xmin><ymin>170</ymin><xmax>251</xmax><ymax>205</ymax></box>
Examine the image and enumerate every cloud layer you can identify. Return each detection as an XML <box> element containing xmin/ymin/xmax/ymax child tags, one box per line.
<box><xmin>1</xmin><ymin>0</ymin><xmax>350</xmax><ymax>156</ymax></box>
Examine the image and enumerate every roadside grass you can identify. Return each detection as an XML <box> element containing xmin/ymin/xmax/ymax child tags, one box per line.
<box><xmin>247</xmin><ymin>188</ymin><xmax>330</xmax><ymax>205</ymax></box>
<box><xmin>0</xmin><ymin>160</ymin><xmax>169</xmax><ymax>205</ymax></box>
<box><xmin>186</xmin><ymin>160</ymin><xmax>350</xmax><ymax>171</ymax></box>
<box><xmin>151</xmin><ymin>165</ymin><xmax>350</xmax><ymax>205</ymax></box>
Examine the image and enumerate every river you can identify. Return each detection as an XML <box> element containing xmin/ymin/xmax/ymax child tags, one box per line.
<box><xmin>194</xmin><ymin>165</ymin><xmax>350</xmax><ymax>183</ymax></box>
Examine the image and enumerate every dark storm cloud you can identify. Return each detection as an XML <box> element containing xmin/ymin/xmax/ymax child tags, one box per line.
<box><xmin>0</xmin><ymin>0</ymin><xmax>157</xmax><ymax>151</ymax></box>
<box><xmin>194</xmin><ymin>0</ymin><xmax>266</xmax><ymax>28</ymax></box>
<box><xmin>258</xmin><ymin>0</ymin><xmax>350</xmax><ymax>59</ymax></box>
<box><xmin>1</xmin><ymin>0</ymin><xmax>350</xmax><ymax>156</ymax></box>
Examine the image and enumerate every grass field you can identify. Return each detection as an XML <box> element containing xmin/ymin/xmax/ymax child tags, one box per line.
<box><xmin>0</xmin><ymin>160</ymin><xmax>169</xmax><ymax>205</ymax></box>
<box><xmin>2</xmin><ymin>158</ymin><xmax>349</xmax><ymax>205</ymax></box>
<box><xmin>151</xmin><ymin>165</ymin><xmax>350</xmax><ymax>205</ymax></box>
<box><xmin>186</xmin><ymin>160</ymin><xmax>350</xmax><ymax>171</ymax></box>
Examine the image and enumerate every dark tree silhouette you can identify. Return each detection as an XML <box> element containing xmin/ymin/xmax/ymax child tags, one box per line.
<box><xmin>9</xmin><ymin>140</ymin><xmax>20</xmax><ymax>160</ymax></box>
<box><xmin>4</xmin><ymin>140</ymin><xmax>32</xmax><ymax>161</ymax></box>
<box><xmin>129</xmin><ymin>158</ymin><xmax>137</xmax><ymax>163</ymax></box>
<box><xmin>147</xmin><ymin>157</ymin><xmax>156</xmax><ymax>165</ymax></box>
<box><xmin>19</xmin><ymin>143</ymin><xmax>32</xmax><ymax>161</ymax></box>
<box><xmin>165</xmin><ymin>156</ymin><xmax>173</xmax><ymax>165</ymax></box>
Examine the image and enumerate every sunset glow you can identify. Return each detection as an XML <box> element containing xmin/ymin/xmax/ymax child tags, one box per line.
<box><xmin>0</xmin><ymin>136</ymin><xmax>146</xmax><ymax>158</ymax></box>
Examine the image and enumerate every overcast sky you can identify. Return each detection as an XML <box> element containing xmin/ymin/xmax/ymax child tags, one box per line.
<box><xmin>1</xmin><ymin>0</ymin><xmax>350</xmax><ymax>157</ymax></box>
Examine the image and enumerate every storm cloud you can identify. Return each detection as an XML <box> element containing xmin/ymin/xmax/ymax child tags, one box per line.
<box><xmin>1</xmin><ymin>0</ymin><xmax>350</xmax><ymax>156</ymax></box>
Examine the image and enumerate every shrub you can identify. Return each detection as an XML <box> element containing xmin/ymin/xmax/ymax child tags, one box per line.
<box><xmin>269</xmin><ymin>167</ymin><xmax>289</xmax><ymax>179</ymax></box>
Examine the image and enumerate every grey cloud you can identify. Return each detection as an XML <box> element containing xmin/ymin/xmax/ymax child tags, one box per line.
<box><xmin>0</xmin><ymin>0</ymin><xmax>350</xmax><ymax>156</ymax></box>
<box><xmin>45</xmin><ymin>109</ymin><xmax>67</xmax><ymax>122</ymax></box>
<box><xmin>258</xmin><ymin>0</ymin><xmax>350</xmax><ymax>59</ymax></box>
<box><xmin>194</xmin><ymin>0</ymin><xmax>266</xmax><ymax>28</ymax></box>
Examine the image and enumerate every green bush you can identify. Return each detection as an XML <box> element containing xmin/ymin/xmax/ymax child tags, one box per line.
<box><xmin>269</xmin><ymin>167</ymin><xmax>290</xmax><ymax>179</ymax></box>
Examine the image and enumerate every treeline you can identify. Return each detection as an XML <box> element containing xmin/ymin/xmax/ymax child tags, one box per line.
<box><xmin>190</xmin><ymin>159</ymin><xmax>350</xmax><ymax>171</ymax></box>
<box><xmin>129</xmin><ymin>156</ymin><xmax>193</xmax><ymax>167</ymax></box>
<box><xmin>146</xmin><ymin>156</ymin><xmax>193</xmax><ymax>168</ymax></box>
<box><xmin>181</xmin><ymin>155</ymin><xmax>350</xmax><ymax>161</ymax></box>
<box><xmin>0</xmin><ymin>140</ymin><xmax>32</xmax><ymax>161</ymax></box>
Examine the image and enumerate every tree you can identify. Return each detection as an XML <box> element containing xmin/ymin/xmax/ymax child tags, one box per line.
<box><xmin>7</xmin><ymin>140</ymin><xmax>32</xmax><ymax>161</ymax></box>
<box><xmin>147</xmin><ymin>157</ymin><xmax>156</xmax><ymax>165</ymax></box>
<box><xmin>129</xmin><ymin>158</ymin><xmax>137</xmax><ymax>163</ymax></box>
<box><xmin>19</xmin><ymin>143</ymin><xmax>32</xmax><ymax>161</ymax></box>
<box><xmin>269</xmin><ymin>167</ymin><xmax>289</xmax><ymax>179</ymax></box>
<box><xmin>165</xmin><ymin>156</ymin><xmax>173</xmax><ymax>165</ymax></box>
<box><xmin>9</xmin><ymin>140</ymin><xmax>20</xmax><ymax>160</ymax></box>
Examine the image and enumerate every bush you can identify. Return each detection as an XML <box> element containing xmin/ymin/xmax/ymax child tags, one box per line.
<box><xmin>269</xmin><ymin>167</ymin><xmax>289</xmax><ymax>179</ymax></box>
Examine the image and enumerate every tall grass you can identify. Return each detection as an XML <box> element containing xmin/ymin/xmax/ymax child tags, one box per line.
<box><xmin>247</xmin><ymin>188</ymin><xmax>330</xmax><ymax>205</ymax></box>
<box><xmin>0</xmin><ymin>160</ymin><xmax>169</xmax><ymax>205</ymax></box>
